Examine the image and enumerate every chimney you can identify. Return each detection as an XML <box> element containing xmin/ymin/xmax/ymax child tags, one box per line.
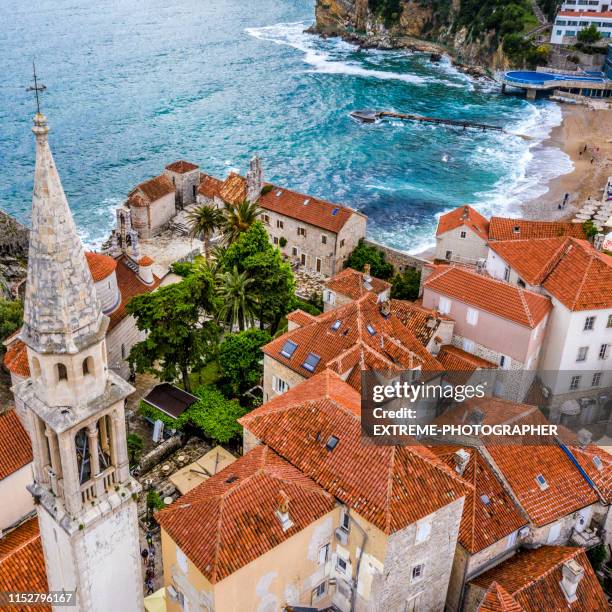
<box><xmin>560</xmin><ymin>558</ymin><xmax>584</xmax><ymax>604</ymax></box>
<box><xmin>576</xmin><ymin>428</ymin><xmax>592</xmax><ymax>448</ymax></box>
<box><xmin>594</xmin><ymin>233</ymin><xmax>604</xmax><ymax>251</ymax></box>
<box><xmin>275</xmin><ymin>490</ymin><xmax>294</xmax><ymax>532</ymax></box>
<box><xmin>462</xmin><ymin>206</ymin><xmax>469</xmax><ymax>219</ymax></box>
<box><xmin>453</xmin><ymin>449</ymin><xmax>471</xmax><ymax>476</ymax></box>
<box><xmin>138</xmin><ymin>256</ymin><xmax>155</xmax><ymax>285</ymax></box>
<box><xmin>379</xmin><ymin>300</ymin><xmax>390</xmax><ymax>317</ymax></box>
<box><xmin>246</xmin><ymin>155</ymin><xmax>263</xmax><ymax>203</ymax></box>
<box><xmin>363</xmin><ymin>263</ymin><xmax>372</xmax><ymax>282</ymax></box>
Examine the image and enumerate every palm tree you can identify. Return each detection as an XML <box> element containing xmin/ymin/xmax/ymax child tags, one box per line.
<box><xmin>216</xmin><ymin>266</ymin><xmax>256</xmax><ymax>331</ymax></box>
<box><xmin>222</xmin><ymin>199</ymin><xmax>262</xmax><ymax>244</ymax></box>
<box><xmin>187</xmin><ymin>204</ymin><xmax>224</xmax><ymax>261</ymax></box>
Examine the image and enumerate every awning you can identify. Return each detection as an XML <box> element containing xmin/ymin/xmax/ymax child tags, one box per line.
<box><xmin>142</xmin><ymin>383</ymin><xmax>199</xmax><ymax>419</ymax></box>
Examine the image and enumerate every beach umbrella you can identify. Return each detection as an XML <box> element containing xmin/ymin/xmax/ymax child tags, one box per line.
<box><xmin>571</xmin><ymin>218</ymin><xmax>584</xmax><ymax>224</ymax></box>
<box><xmin>575</xmin><ymin>213</ymin><xmax>592</xmax><ymax>220</ymax></box>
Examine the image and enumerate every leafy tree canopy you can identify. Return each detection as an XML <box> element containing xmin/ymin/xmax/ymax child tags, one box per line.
<box><xmin>577</xmin><ymin>24</ymin><xmax>602</xmax><ymax>44</ymax></box>
<box><xmin>0</xmin><ymin>299</ymin><xmax>22</xmax><ymax>350</ymax></box>
<box><xmin>390</xmin><ymin>268</ymin><xmax>421</xmax><ymax>300</ymax></box>
<box><xmin>127</xmin><ymin>267</ymin><xmax>219</xmax><ymax>391</ymax></box>
<box><xmin>218</xmin><ymin>328</ymin><xmax>271</xmax><ymax>396</ymax></box>
<box><xmin>344</xmin><ymin>240</ymin><xmax>394</xmax><ymax>280</ymax></box>
<box><xmin>181</xmin><ymin>386</ymin><xmax>247</xmax><ymax>444</ymax></box>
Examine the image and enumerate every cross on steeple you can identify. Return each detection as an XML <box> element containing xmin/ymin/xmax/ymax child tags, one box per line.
<box><xmin>26</xmin><ymin>61</ymin><xmax>46</xmax><ymax>114</ymax></box>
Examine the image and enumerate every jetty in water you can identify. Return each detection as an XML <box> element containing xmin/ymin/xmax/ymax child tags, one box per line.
<box><xmin>349</xmin><ymin>110</ymin><xmax>529</xmax><ymax>138</ymax></box>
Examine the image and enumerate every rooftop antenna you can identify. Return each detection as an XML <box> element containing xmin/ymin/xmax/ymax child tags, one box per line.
<box><xmin>26</xmin><ymin>61</ymin><xmax>46</xmax><ymax>114</ymax></box>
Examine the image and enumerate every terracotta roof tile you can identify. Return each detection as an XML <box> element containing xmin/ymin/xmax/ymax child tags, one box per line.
<box><xmin>389</xmin><ymin>300</ymin><xmax>447</xmax><ymax>346</ymax></box>
<box><xmin>488</xmin><ymin>217</ymin><xmax>587</xmax><ymax>241</ymax></box>
<box><xmin>263</xmin><ymin>293</ymin><xmax>443</xmax><ymax>392</ymax></box>
<box><xmin>156</xmin><ymin>445</ymin><xmax>334</xmax><ymax>583</ymax></box>
<box><xmin>436</xmin><ymin>205</ymin><xmax>489</xmax><ymax>238</ymax></box>
<box><xmin>85</xmin><ymin>251</ymin><xmax>117</xmax><ymax>282</ymax></box>
<box><xmin>437</xmin><ymin>345</ymin><xmax>497</xmax><ymax>372</ymax></box>
<box><xmin>471</xmin><ymin>546</ymin><xmax>609</xmax><ymax>611</ymax></box>
<box><xmin>423</xmin><ymin>265</ymin><xmax>551</xmax><ymax>328</ymax></box>
<box><xmin>286</xmin><ymin>309</ymin><xmax>318</xmax><ymax>328</ymax></box>
<box><xmin>108</xmin><ymin>256</ymin><xmax>161</xmax><ymax>330</ymax></box>
<box><xmin>430</xmin><ymin>445</ymin><xmax>527</xmax><ymax>554</ymax></box>
<box><xmin>0</xmin><ymin>410</ymin><xmax>32</xmax><ymax>480</ymax></box>
<box><xmin>240</xmin><ymin>370</ymin><xmax>471</xmax><ymax>533</ymax></box>
<box><xmin>128</xmin><ymin>174</ymin><xmax>174</xmax><ymax>206</ymax></box>
<box><xmin>484</xmin><ymin>444</ymin><xmax>598</xmax><ymax>526</ymax></box>
<box><xmin>198</xmin><ymin>174</ymin><xmax>223</xmax><ymax>199</ymax></box>
<box><xmin>0</xmin><ymin>518</ymin><xmax>49</xmax><ymax>611</ymax></box>
<box><xmin>259</xmin><ymin>183</ymin><xmax>361</xmax><ymax>234</ymax></box>
<box><xmin>570</xmin><ymin>445</ymin><xmax>612</xmax><ymax>502</ymax></box>
<box><xmin>325</xmin><ymin>268</ymin><xmax>390</xmax><ymax>301</ymax></box>
<box><xmin>541</xmin><ymin>239</ymin><xmax>612</xmax><ymax>311</ymax></box>
<box><xmin>165</xmin><ymin>160</ymin><xmax>198</xmax><ymax>174</ymax></box>
<box><xmin>218</xmin><ymin>172</ymin><xmax>247</xmax><ymax>205</ymax></box>
<box><xmin>3</xmin><ymin>339</ymin><xmax>29</xmax><ymax>377</ymax></box>
<box><xmin>478</xmin><ymin>582</ymin><xmax>523</xmax><ymax>611</ymax></box>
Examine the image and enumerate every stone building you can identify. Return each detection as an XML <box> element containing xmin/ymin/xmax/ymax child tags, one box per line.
<box><xmin>464</xmin><ymin>546</ymin><xmax>608</xmax><ymax>610</ymax></box>
<box><xmin>164</xmin><ymin>160</ymin><xmax>200</xmax><ymax>210</ymax></box>
<box><xmin>434</xmin><ymin>205</ymin><xmax>490</xmax><ymax>265</ymax></box>
<box><xmin>7</xmin><ymin>111</ymin><xmax>143</xmax><ymax>611</ymax></box>
<box><xmin>323</xmin><ymin>265</ymin><xmax>391</xmax><ymax>311</ymax></box>
<box><xmin>126</xmin><ymin>174</ymin><xmax>176</xmax><ymax>239</ymax></box>
<box><xmin>197</xmin><ymin>157</ymin><xmax>367</xmax><ymax>276</ymax></box>
<box><xmin>261</xmin><ymin>292</ymin><xmax>448</xmax><ymax>401</ymax></box>
<box><xmin>4</xmin><ymin>251</ymin><xmax>160</xmax><ymax>383</ymax></box>
<box><xmin>157</xmin><ymin>370</ymin><xmax>469</xmax><ymax>611</ymax></box>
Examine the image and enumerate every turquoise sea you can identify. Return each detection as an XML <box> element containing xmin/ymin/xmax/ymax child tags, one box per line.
<box><xmin>0</xmin><ymin>0</ymin><xmax>572</xmax><ymax>253</ymax></box>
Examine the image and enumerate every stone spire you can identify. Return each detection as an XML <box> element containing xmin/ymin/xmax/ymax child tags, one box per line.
<box><xmin>21</xmin><ymin>113</ymin><xmax>106</xmax><ymax>354</ymax></box>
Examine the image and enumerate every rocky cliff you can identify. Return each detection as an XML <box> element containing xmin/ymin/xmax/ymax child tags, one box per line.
<box><xmin>313</xmin><ymin>0</ymin><xmax>514</xmax><ymax>71</ymax></box>
<box><xmin>0</xmin><ymin>211</ymin><xmax>28</xmax><ymax>298</ymax></box>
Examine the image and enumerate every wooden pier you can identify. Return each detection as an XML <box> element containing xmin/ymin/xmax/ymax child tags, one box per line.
<box><xmin>350</xmin><ymin>110</ymin><xmax>507</xmax><ymax>134</ymax></box>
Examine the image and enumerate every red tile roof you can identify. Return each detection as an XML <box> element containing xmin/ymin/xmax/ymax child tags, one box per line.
<box><xmin>165</xmin><ymin>160</ymin><xmax>199</xmax><ymax>174</ymax></box>
<box><xmin>478</xmin><ymin>582</ymin><xmax>523</xmax><ymax>611</ymax></box>
<box><xmin>198</xmin><ymin>174</ymin><xmax>223</xmax><ymax>199</ymax></box>
<box><xmin>325</xmin><ymin>268</ymin><xmax>391</xmax><ymax>301</ymax></box>
<box><xmin>156</xmin><ymin>445</ymin><xmax>334</xmax><ymax>583</ymax></box>
<box><xmin>85</xmin><ymin>251</ymin><xmax>117</xmax><ymax>282</ymax></box>
<box><xmin>128</xmin><ymin>175</ymin><xmax>174</xmax><ymax>206</ymax></box>
<box><xmin>388</xmin><ymin>300</ymin><xmax>448</xmax><ymax>346</ymax></box>
<box><xmin>0</xmin><ymin>518</ymin><xmax>49</xmax><ymax>611</ymax></box>
<box><xmin>286</xmin><ymin>309</ymin><xmax>317</xmax><ymax>328</ymax></box>
<box><xmin>263</xmin><ymin>293</ymin><xmax>443</xmax><ymax>392</ymax></box>
<box><xmin>218</xmin><ymin>172</ymin><xmax>247</xmax><ymax>205</ymax></box>
<box><xmin>570</xmin><ymin>445</ymin><xmax>612</xmax><ymax>502</ymax></box>
<box><xmin>240</xmin><ymin>370</ymin><xmax>471</xmax><ymax>533</ymax></box>
<box><xmin>430</xmin><ymin>446</ymin><xmax>527</xmax><ymax>554</ymax></box>
<box><xmin>484</xmin><ymin>444</ymin><xmax>598</xmax><ymax>526</ymax></box>
<box><xmin>3</xmin><ymin>339</ymin><xmax>29</xmax><ymax>378</ymax></box>
<box><xmin>488</xmin><ymin>217</ymin><xmax>586</xmax><ymax>241</ymax></box>
<box><xmin>437</xmin><ymin>345</ymin><xmax>497</xmax><ymax>372</ymax></box>
<box><xmin>108</xmin><ymin>256</ymin><xmax>161</xmax><ymax>331</ymax></box>
<box><xmin>541</xmin><ymin>239</ymin><xmax>612</xmax><ymax>311</ymax></box>
<box><xmin>471</xmin><ymin>546</ymin><xmax>609</xmax><ymax>611</ymax></box>
<box><xmin>258</xmin><ymin>183</ymin><xmax>361</xmax><ymax>234</ymax></box>
<box><xmin>559</xmin><ymin>9</ymin><xmax>612</xmax><ymax>17</ymax></box>
<box><xmin>424</xmin><ymin>265</ymin><xmax>552</xmax><ymax>328</ymax></box>
<box><xmin>0</xmin><ymin>410</ymin><xmax>32</xmax><ymax>480</ymax></box>
<box><xmin>436</xmin><ymin>205</ymin><xmax>489</xmax><ymax>239</ymax></box>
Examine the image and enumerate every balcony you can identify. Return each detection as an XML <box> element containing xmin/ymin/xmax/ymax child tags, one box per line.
<box><xmin>79</xmin><ymin>466</ymin><xmax>117</xmax><ymax>504</ymax></box>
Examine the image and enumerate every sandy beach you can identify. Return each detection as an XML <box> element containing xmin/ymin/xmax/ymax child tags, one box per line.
<box><xmin>520</xmin><ymin>104</ymin><xmax>612</xmax><ymax>221</ymax></box>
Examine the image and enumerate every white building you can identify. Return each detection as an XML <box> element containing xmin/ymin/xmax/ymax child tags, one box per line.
<box><xmin>551</xmin><ymin>8</ymin><xmax>612</xmax><ymax>43</ymax></box>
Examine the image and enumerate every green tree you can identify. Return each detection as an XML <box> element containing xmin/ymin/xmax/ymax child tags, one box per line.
<box><xmin>221</xmin><ymin>222</ymin><xmax>295</xmax><ymax>332</ymax></box>
<box><xmin>218</xmin><ymin>329</ymin><xmax>271</xmax><ymax>395</ymax></box>
<box><xmin>180</xmin><ymin>386</ymin><xmax>247</xmax><ymax>444</ymax></box>
<box><xmin>526</xmin><ymin>44</ymin><xmax>550</xmax><ymax>68</ymax></box>
<box><xmin>187</xmin><ymin>204</ymin><xmax>225</xmax><ymax>261</ymax></box>
<box><xmin>0</xmin><ymin>299</ymin><xmax>23</xmax><ymax>345</ymax></box>
<box><xmin>222</xmin><ymin>199</ymin><xmax>262</xmax><ymax>244</ymax></box>
<box><xmin>390</xmin><ymin>268</ymin><xmax>421</xmax><ymax>300</ymax></box>
<box><xmin>127</xmin><ymin>433</ymin><xmax>144</xmax><ymax>468</ymax></box>
<box><xmin>344</xmin><ymin>240</ymin><xmax>394</xmax><ymax>280</ymax></box>
<box><xmin>583</xmin><ymin>219</ymin><xmax>598</xmax><ymax>239</ymax></box>
<box><xmin>127</xmin><ymin>268</ymin><xmax>219</xmax><ymax>392</ymax></box>
<box><xmin>577</xmin><ymin>24</ymin><xmax>602</xmax><ymax>44</ymax></box>
<box><xmin>216</xmin><ymin>266</ymin><xmax>256</xmax><ymax>331</ymax></box>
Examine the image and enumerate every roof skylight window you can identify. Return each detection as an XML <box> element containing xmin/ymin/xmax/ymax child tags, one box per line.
<box><xmin>593</xmin><ymin>455</ymin><xmax>603</xmax><ymax>471</ymax></box>
<box><xmin>366</xmin><ymin>324</ymin><xmax>376</xmax><ymax>336</ymax></box>
<box><xmin>326</xmin><ymin>436</ymin><xmax>339</xmax><ymax>451</ymax></box>
<box><xmin>302</xmin><ymin>352</ymin><xmax>321</xmax><ymax>372</ymax></box>
<box><xmin>535</xmin><ymin>474</ymin><xmax>549</xmax><ymax>490</ymax></box>
<box><xmin>480</xmin><ymin>494</ymin><xmax>490</xmax><ymax>506</ymax></box>
<box><xmin>280</xmin><ymin>339</ymin><xmax>298</xmax><ymax>359</ymax></box>
<box><xmin>331</xmin><ymin>320</ymin><xmax>341</xmax><ymax>331</ymax></box>
<box><xmin>332</xmin><ymin>207</ymin><xmax>339</xmax><ymax>216</ymax></box>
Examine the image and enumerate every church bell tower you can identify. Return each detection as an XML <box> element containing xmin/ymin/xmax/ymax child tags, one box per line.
<box><xmin>13</xmin><ymin>110</ymin><xmax>143</xmax><ymax>611</ymax></box>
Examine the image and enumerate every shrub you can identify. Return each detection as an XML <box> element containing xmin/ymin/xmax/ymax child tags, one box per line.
<box><xmin>279</xmin><ymin>236</ymin><xmax>287</xmax><ymax>248</ymax></box>
<box><xmin>344</xmin><ymin>240</ymin><xmax>394</xmax><ymax>280</ymax></box>
<box><xmin>146</xmin><ymin>490</ymin><xmax>165</xmax><ymax>512</ymax></box>
<box><xmin>170</xmin><ymin>261</ymin><xmax>195</xmax><ymax>277</ymax></box>
<box><xmin>391</xmin><ymin>268</ymin><xmax>421</xmax><ymax>300</ymax></box>
<box><xmin>260</xmin><ymin>184</ymin><xmax>274</xmax><ymax>196</ymax></box>
<box><xmin>577</xmin><ymin>24</ymin><xmax>602</xmax><ymax>44</ymax></box>
<box><xmin>139</xmin><ymin>401</ymin><xmax>178</xmax><ymax>430</ymax></box>
<box><xmin>583</xmin><ymin>220</ymin><xmax>598</xmax><ymax>239</ymax></box>
<box><xmin>127</xmin><ymin>433</ymin><xmax>144</xmax><ymax>467</ymax></box>
<box><xmin>0</xmin><ymin>299</ymin><xmax>23</xmax><ymax>350</ymax></box>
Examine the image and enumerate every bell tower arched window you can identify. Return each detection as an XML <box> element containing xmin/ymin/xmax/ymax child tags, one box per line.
<box><xmin>75</xmin><ymin>428</ymin><xmax>91</xmax><ymax>484</ymax></box>
<box><xmin>82</xmin><ymin>356</ymin><xmax>94</xmax><ymax>376</ymax></box>
<box><xmin>56</xmin><ymin>363</ymin><xmax>68</xmax><ymax>382</ymax></box>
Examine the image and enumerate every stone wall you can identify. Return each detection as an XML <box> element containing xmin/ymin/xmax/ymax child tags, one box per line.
<box><xmin>0</xmin><ymin>211</ymin><xmax>28</xmax><ymax>257</ymax></box>
<box><xmin>363</xmin><ymin>239</ymin><xmax>429</xmax><ymax>273</ymax></box>
<box><xmin>262</xmin><ymin>354</ymin><xmax>307</xmax><ymax>403</ymax></box>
